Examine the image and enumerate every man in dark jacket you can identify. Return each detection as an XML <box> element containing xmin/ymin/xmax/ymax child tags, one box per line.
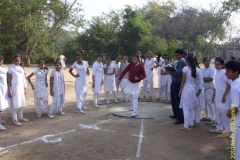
<box><xmin>169</xmin><ymin>49</ymin><xmax>185</xmax><ymax>124</ymax></box>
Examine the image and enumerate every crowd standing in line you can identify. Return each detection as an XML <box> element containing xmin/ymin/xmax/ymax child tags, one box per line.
<box><xmin>0</xmin><ymin>50</ymin><xmax>240</xmax><ymax>160</ymax></box>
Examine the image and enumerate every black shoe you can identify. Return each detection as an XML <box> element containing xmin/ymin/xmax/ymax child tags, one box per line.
<box><xmin>169</xmin><ymin>115</ymin><xmax>177</xmax><ymax>119</ymax></box>
<box><xmin>174</xmin><ymin>121</ymin><xmax>184</xmax><ymax>124</ymax></box>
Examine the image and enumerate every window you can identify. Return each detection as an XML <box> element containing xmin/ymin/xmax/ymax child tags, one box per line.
<box><xmin>215</xmin><ymin>51</ymin><xmax>220</xmax><ymax>57</ymax></box>
<box><xmin>235</xmin><ymin>51</ymin><xmax>240</xmax><ymax>57</ymax></box>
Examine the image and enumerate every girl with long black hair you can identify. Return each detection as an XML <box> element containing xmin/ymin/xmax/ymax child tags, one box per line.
<box><xmin>178</xmin><ymin>56</ymin><xmax>197</xmax><ymax>130</ymax></box>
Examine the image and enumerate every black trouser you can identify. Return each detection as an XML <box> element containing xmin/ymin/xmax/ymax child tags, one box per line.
<box><xmin>170</xmin><ymin>82</ymin><xmax>184</xmax><ymax>122</ymax></box>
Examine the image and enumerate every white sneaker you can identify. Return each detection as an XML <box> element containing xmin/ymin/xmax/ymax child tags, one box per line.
<box><xmin>37</xmin><ymin>114</ymin><xmax>41</xmax><ymax>118</ymax></box>
<box><xmin>94</xmin><ymin>105</ymin><xmax>100</xmax><ymax>108</ymax></box>
<box><xmin>78</xmin><ymin>110</ymin><xmax>85</xmax><ymax>114</ymax></box>
<box><xmin>131</xmin><ymin>112</ymin><xmax>138</xmax><ymax>117</ymax></box>
<box><xmin>48</xmin><ymin>114</ymin><xmax>54</xmax><ymax>119</ymax></box>
<box><xmin>128</xmin><ymin>107</ymin><xmax>133</xmax><ymax>111</ymax></box>
<box><xmin>114</xmin><ymin>100</ymin><xmax>119</xmax><ymax>103</ymax></box>
<box><xmin>0</xmin><ymin>124</ymin><xmax>6</xmax><ymax>131</ymax></box>
<box><xmin>0</xmin><ymin>119</ymin><xmax>6</xmax><ymax>124</ymax></box>
<box><xmin>106</xmin><ymin>101</ymin><xmax>111</xmax><ymax>104</ymax></box>
<box><xmin>19</xmin><ymin>118</ymin><xmax>29</xmax><ymax>122</ymax></box>
<box><xmin>13</xmin><ymin>120</ymin><xmax>22</xmax><ymax>126</ymax></box>
<box><xmin>82</xmin><ymin>106</ymin><xmax>88</xmax><ymax>110</ymax></box>
<box><xmin>124</xmin><ymin>99</ymin><xmax>129</xmax><ymax>102</ymax></box>
<box><xmin>58</xmin><ymin>111</ymin><xmax>65</xmax><ymax>115</ymax></box>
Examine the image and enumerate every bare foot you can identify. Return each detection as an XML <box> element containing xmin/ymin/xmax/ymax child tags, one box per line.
<box><xmin>179</xmin><ymin>127</ymin><xmax>191</xmax><ymax>131</ymax></box>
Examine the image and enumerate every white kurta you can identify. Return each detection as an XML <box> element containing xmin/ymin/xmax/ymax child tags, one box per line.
<box><xmin>202</xmin><ymin>66</ymin><xmax>215</xmax><ymax>100</ymax></box>
<box><xmin>111</xmin><ymin>61</ymin><xmax>121</xmax><ymax>76</ymax></box>
<box><xmin>195</xmin><ymin>67</ymin><xmax>204</xmax><ymax>109</ymax></box>
<box><xmin>71</xmin><ymin>61</ymin><xmax>89</xmax><ymax>94</ymax></box>
<box><xmin>215</xmin><ymin>69</ymin><xmax>232</xmax><ymax>110</ymax></box>
<box><xmin>119</xmin><ymin>62</ymin><xmax>129</xmax><ymax>90</ymax></box>
<box><xmin>0</xmin><ymin>65</ymin><xmax>10</xmax><ymax>110</ymax></box>
<box><xmin>33</xmin><ymin>68</ymin><xmax>48</xmax><ymax>98</ymax></box>
<box><xmin>59</xmin><ymin>55</ymin><xmax>66</xmax><ymax>69</ymax></box>
<box><xmin>92</xmin><ymin>61</ymin><xmax>103</xmax><ymax>93</ymax></box>
<box><xmin>210</xmin><ymin>58</ymin><xmax>215</xmax><ymax>68</ymax></box>
<box><xmin>160</xmin><ymin>63</ymin><xmax>172</xmax><ymax>93</ymax></box>
<box><xmin>8</xmin><ymin>65</ymin><xmax>27</xmax><ymax>109</ymax></box>
<box><xmin>104</xmin><ymin>63</ymin><xmax>116</xmax><ymax>92</ymax></box>
<box><xmin>230</xmin><ymin>78</ymin><xmax>240</xmax><ymax>160</ymax></box>
<box><xmin>144</xmin><ymin>58</ymin><xmax>156</xmax><ymax>83</ymax></box>
<box><xmin>179</xmin><ymin>66</ymin><xmax>196</xmax><ymax>109</ymax></box>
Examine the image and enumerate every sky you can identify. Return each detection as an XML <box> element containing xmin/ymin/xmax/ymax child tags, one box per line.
<box><xmin>72</xmin><ymin>0</ymin><xmax>224</xmax><ymax>20</ymax></box>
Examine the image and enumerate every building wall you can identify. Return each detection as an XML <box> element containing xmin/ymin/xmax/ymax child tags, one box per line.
<box><xmin>215</xmin><ymin>45</ymin><xmax>240</xmax><ymax>61</ymax></box>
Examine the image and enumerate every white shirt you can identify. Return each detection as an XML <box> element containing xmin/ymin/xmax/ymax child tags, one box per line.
<box><xmin>201</xmin><ymin>66</ymin><xmax>215</xmax><ymax>90</ymax></box>
<box><xmin>231</xmin><ymin>78</ymin><xmax>240</xmax><ymax>126</ymax></box>
<box><xmin>144</xmin><ymin>58</ymin><xmax>156</xmax><ymax>70</ymax></box>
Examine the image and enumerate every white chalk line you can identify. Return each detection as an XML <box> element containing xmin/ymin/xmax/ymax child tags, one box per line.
<box><xmin>136</xmin><ymin>119</ymin><xmax>144</xmax><ymax>158</ymax></box>
<box><xmin>0</xmin><ymin>119</ymin><xmax>112</xmax><ymax>156</ymax></box>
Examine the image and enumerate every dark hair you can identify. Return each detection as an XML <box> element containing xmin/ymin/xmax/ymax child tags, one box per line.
<box><xmin>203</xmin><ymin>57</ymin><xmax>210</xmax><ymax>63</ymax></box>
<box><xmin>96</xmin><ymin>54</ymin><xmax>103</xmax><ymax>58</ymax></box>
<box><xmin>157</xmin><ymin>53</ymin><xmax>162</xmax><ymax>62</ymax></box>
<box><xmin>76</xmin><ymin>53</ymin><xmax>82</xmax><ymax>57</ymax></box>
<box><xmin>39</xmin><ymin>60</ymin><xmax>45</xmax><ymax>64</ymax></box>
<box><xmin>105</xmin><ymin>56</ymin><xmax>111</xmax><ymax>60</ymax></box>
<box><xmin>225</xmin><ymin>61</ymin><xmax>240</xmax><ymax>75</ymax></box>
<box><xmin>193</xmin><ymin>57</ymin><xmax>200</xmax><ymax>68</ymax></box>
<box><xmin>164</xmin><ymin>56</ymin><xmax>169</xmax><ymax>60</ymax></box>
<box><xmin>175</xmin><ymin>49</ymin><xmax>184</xmax><ymax>55</ymax></box>
<box><xmin>215</xmin><ymin>57</ymin><xmax>224</xmax><ymax>65</ymax></box>
<box><xmin>116</xmin><ymin>54</ymin><xmax>121</xmax><ymax>58</ymax></box>
<box><xmin>13</xmin><ymin>55</ymin><xmax>21</xmax><ymax>59</ymax></box>
<box><xmin>133</xmin><ymin>55</ymin><xmax>140</xmax><ymax>61</ymax></box>
<box><xmin>186</xmin><ymin>56</ymin><xmax>197</xmax><ymax>78</ymax></box>
<box><xmin>54</xmin><ymin>60</ymin><xmax>61</xmax><ymax>65</ymax></box>
<box><xmin>0</xmin><ymin>55</ymin><xmax>4</xmax><ymax>60</ymax></box>
<box><xmin>230</xmin><ymin>56</ymin><xmax>235</xmax><ymax>60</ymax></box>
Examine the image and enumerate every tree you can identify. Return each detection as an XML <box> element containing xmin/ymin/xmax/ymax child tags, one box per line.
<box><xmin>0</xmin><ymin>0</ymin><xmax>83</xmax><ymax>63</ymax></box>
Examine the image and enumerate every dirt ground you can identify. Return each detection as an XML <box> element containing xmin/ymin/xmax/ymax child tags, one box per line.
<box><xmin>0</xmin><ymin>65</ymin><xmax>231</xmax><ymax>160</ymax></box>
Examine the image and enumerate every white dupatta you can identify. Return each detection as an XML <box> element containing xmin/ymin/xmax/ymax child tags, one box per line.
<box><xmin>52</xmin><ymin>69</ymin><xmax>65</xmax><ymax>108</ymax></box>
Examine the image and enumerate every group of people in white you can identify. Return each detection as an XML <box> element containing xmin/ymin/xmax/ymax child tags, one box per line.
<box><xmin>0</xmin><ymin>49</ymin><xmax>239</xmax><ymax>159</ymax></box>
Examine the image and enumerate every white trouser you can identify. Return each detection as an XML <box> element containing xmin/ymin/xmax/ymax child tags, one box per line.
<box><xmin>49</xmin><ymin>94</ymin><xmax>64</xmax><ymax>114</ymax></box>
<box><xmin>122</xmin><ymin>90</ymin><xmax>128</xmax><ymax>100</ymax></box>
<box><xmin>143</xmin><ymin>79</ymin><xmax>153</xmax><ymax>97</ymax></box>
<box><xmin>35</xmin><ymin>96</ymin><xmax>48</xmax><ymax>115</ymax></box>
<box><xmin>115</xmin><ymin>78</ymin><xmax>119</xmax><ymax>99</ymax></box>
<box><xmin>156</xmin><ymin>85</ymin><xmax>170</xmax><ymax>100</ymax></box>
<box><xmin>183</xmin><ymin>107</ymin><xmax>194</xmax><ymax>128</ymax></box>
<box><xmin>235</xmin><ymin>126</ymin><xmax>240</xmax><ymax>160</ymax></box>
<box><xmin>105</xmin><ymin>91</ymin><xmax>117</xmax><ymax>102</ymax></box>
<box><xmin>128</xmin><ymin>94</ymin><xmax>138</xmax><ymax>113</ymax></box>
<box><xmin>204</xmin><ymin>99</ymin><xmax>215</xmax><ymax>121</ymax></box>
<box><xmin>76</xmin><ymin>92</ymin><xmax>87</xmax><ymax>110</ymax></box>
<box><xmin>93</xmin><ymin>93</ymin><xmax>99</xmax><ymax>106</ymax></box>
<box><xmin>194</xmin><ymin>105</ymin><xmax>201</xmax><ymax>123</ymax></box>
<box><xmin>216</xmin><ymin>109</ymin><xmax>231</xmax><ymax>133</ymax></box>
<box><xmin>12</xmin><ymin>107</ymin><xmax>24</xmax><ymax>121</ymax></box>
